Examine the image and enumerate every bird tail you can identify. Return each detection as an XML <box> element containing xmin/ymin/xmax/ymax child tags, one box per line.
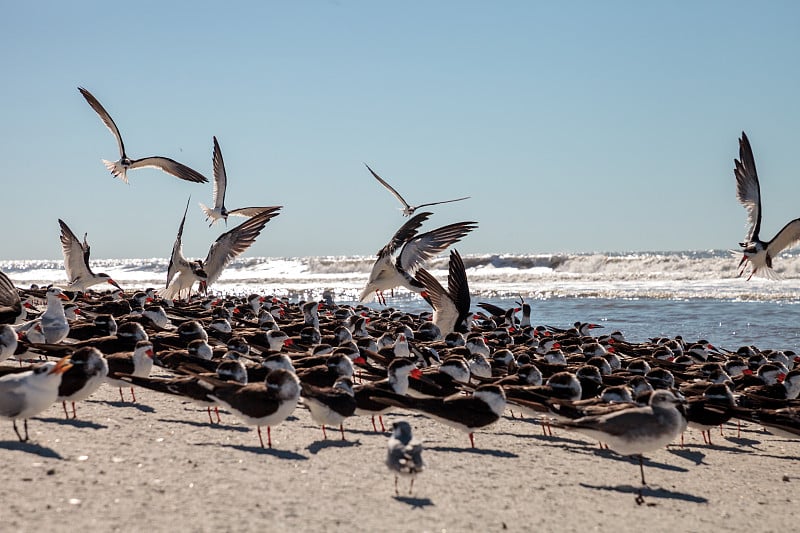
<box><xmin>198</xmin><ymin>203</ymin><xmax>219</xmax><ymax>226</ymax></box>
<box><xmin>103</xmin><ymin>160</ymin><xmax>128</xmax><ymax>184</ymax></box>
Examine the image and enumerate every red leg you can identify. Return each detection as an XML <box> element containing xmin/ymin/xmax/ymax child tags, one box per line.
<box><xmin>118</xmin><ymin>387</ymin><xmax>125</xmax><ymax>402</ymax></box>
<box><xmin>371</xmin><ymin>416</ymin><xmax>378</xmax><ymax>433</ymax></box>
<box><xmin>322</xmin><ymin>425</ymin><xmax>327</xmax><ymax>439</ymax></box>
<box><xmin>257</xmin><ymin>426</ymin><xmax>265</xmax><ymax>448</ymax></box>
<box><xmin>340</xmin><ymin>424</ymin><xmax>346</xmax><ymax>440</ymax></box>
<box><xmin>71</xmin><ymin>402</ymin><xmax>77</xmax><ymax>419</ymax></box>
<box><xmin>62</xmin><ymin>401</ymin><xmax>69</xmax><ymax>419</ymax></box>
<box><xmin>207</xmin><ymin>407</ymin><xmax>214</xmax><ymax>424</ymax></box>
<box><xmin>379</xmin><ymin>415</ymin><xmax>386</xmax><ymax>432</ymax></box>
<box><xmin>130</xmin><ymin>387</ymin><xmax>137</xmax><ymax>403</ymax></box>
<box><xmin>469</xmin><ymin>432</ymin><xmax>475</xmax><ymax>448</ymax></box>
<box><xmin>215</xmin><ymin>406</ymin><xmax>221</xmax><ymax>424</ymax></box>
<box><xmin>267</xmin><ymin>426</ymin><xmax>272</xmax><ymax>448</ymax></box>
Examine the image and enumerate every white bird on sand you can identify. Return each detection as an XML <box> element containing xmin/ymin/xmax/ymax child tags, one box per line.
<box><xmin>386</xmin><ymin>420</ymin><xmax>425</xmax><ymax>496</ymax></box>
<box><xmin>59</xmin><ymin>219</ymin><xmax>122</xmax><ymax>292</ymax></box>
<box><xmin>0</xmin><ymin>356</ymin><xmax>73</xmax><ymax>441</ymax></box>
<box><xmin>78</xmin><ymin>87</ymin><xmax>208</xmax><ymax>184</ymax></box>
<box><xmin>734</xmin><ymin>131</ymin><xmax>800</xmax><ymax>280</ymax></box>
<box><xmin>366</xmin><ymin>164</ymin><xmax>470</xmax><ymax>216</ymax></box>
<box><xmin>162</xmin><ymin>199</ymin><xmax>281</xmax><ymax>301</ymax></box>
<box><xmin>199</xmin><ymin>136</ymin><xmax>279</xmax><ymax>226</ymax></box>
<box><xmin>359</xmin><ymin>212</ymin><xmax>477</xmax><ymax>305</ymax></box>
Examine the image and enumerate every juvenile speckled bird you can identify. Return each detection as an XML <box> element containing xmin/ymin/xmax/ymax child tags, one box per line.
<box><xmin>386</xmin><ymin>420</ymin><xmax>425</xmax><ymax>496</ymax></box>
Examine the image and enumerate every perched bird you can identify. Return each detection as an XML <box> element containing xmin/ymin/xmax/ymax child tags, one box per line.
<box><xmin>162</xmin><ymin>199</ymin><xmax>281</xmax><ymax>300</ymax></box>
<box><xmin>552</xmin><ymin>390</ymin><xmax>685</xmax><ymax>490</ymax></box>
<box><xmin>0</xmin><ymin>357</ymin><xmax>73</xmax><ymax>441</ymax></box>
<box><xmin>199</xmin><ymin>137</ymin><xmax>278</xmax><ymax>226</ymax></box>
<box><xmin>366</xmin><ymin>163</ymin><xmax>470</xmax><ymax>216</ymax></box>
<box><xmin>386</xmin><ymin>420</ymin><xmax>425</xmax><ymax>496</ymax></box>
<box><xmin>78</xmin><ymin>87</ymin><xmax>208</xmax><ymax>184</ymax></box>
<box><xmin>359</xmin><ymin>212</ymin><xmax>477</xmax><ymax>304</ymax></box>
<box><xmin>734</xmin><ymin>131</ymin><xmax>800</xmax><ymax>279</ymax></box>
<box><xmin>58</xmin><ymin>219</ymin><xmax>122</xmax><ymax>292</ymax></box>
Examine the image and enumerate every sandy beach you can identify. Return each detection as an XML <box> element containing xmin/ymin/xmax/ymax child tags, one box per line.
<box><xmin>0</xmin><ymin>365</ymin><xmax>795</xmax><ymax>533</ymax></box>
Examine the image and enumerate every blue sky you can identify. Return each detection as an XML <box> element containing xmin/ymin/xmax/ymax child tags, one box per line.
<box><xmin>1</xmin><ymin>1</ymin><xmax>799</xmax><ymax>260</ymax></box>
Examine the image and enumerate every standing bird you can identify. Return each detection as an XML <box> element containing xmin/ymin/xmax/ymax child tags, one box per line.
<box><xmin>57</xmin><ymin>347</ymin><xmax>109</xmax><ymax>419</ymax></box>
<box><xmin>359</xmin><ymin>212</ymin><xmax>477</xmax><ymax>304</ymax></box>
<box><xmin>162</xmin><ymin>199</ymin><xmax>281</xmax><ymax>300</ymax></box>
<box><xmin>59</xmin><ymin>219</ymin><xmax>122</xmax><ymax>292</ymax></box>
<box><xmin>386</xmin><ymin>421</ymin><xmax>425</xmax><ymax>496</ymax></box>
<box><xmin>78</xmin><ymin>87</ymin><xmax>208</xmax><ymax>184</ymax></box>
<box><xmin>16</xmin><ymin>287</ymin><xmax>71</xmax><ymax>345</ymax></box>
<box><xmin>199</xmin><ymin>137</ymin><xmax>279</xmax><ymax>226</ymax></box>
<box><xmin>0</xmin><ymin>357</ymin><xmax>73</xmax><ymax>441</ymax></box>
<box><xmin>734</xmin><ymin>131</ymin><xmax>800</xmax><ymax>280</ymax></box>
<box><xmin>366</xmin><ymin>164</ymin><xmax>469</xmax><ymax>216</ymax></box>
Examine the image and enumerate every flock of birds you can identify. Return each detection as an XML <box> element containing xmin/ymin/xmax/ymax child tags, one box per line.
<box><xmin>0</xmin><ymin>87</ymin><xmax>799</xmax><ymax>500</ymax></box>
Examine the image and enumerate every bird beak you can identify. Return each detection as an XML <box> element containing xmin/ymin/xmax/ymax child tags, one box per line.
<box><xmin>58</xmin><ymin>293</ymin><xmax>70</xmax><ymax>301</ymax></box>
<box><xmin>108</xmin><ymin>279</ymin><xmax>122</xmax><ymax>291</ymax></box>
<box><xmin>50</xmin><ymin>356</ymin><xmax>73</xmax><ymax>375</ymax></box>
<box><xmin>410</xmin><ymin>368</ymin><xmax>423</xmax><ymax>379</ymax></box>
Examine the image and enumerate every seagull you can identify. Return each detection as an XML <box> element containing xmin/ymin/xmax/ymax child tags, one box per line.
<box><xmin>386</xmin><ymin>420</ymin><xmax>425</xmax><ymax>496</ymax></box>
<box><xmin>162</xmin><ymin>199</ymin><xmax>281</xmax><ymax>300</ymax></box>
<box><xmin>365</xmin><ymin>164</ymin><xmax>469</xmax><ymax>216</ymax></box>
<box><xmin>58</xmin><ymin>219</ymin><xmax>123</xmax><ymax>292</ymax></box>
<box><xmin>734</xmin><ymin>131</ymin><xmax>800</xmax><ymax>280</ymax></box>
<box><xmin>0</xmin><ymin>356</ymin><xmax>73</xmax><ymax>441</ymax></box>
<box><xmin>199</xmin><ymin>136</ymin><xmax>279</xmax><ymax>226</ymax></box>
<box><xmin>0</xmin><ymin>324</ymin><xmax>18</xmax><ymax>363</ymax></box>
<box><xmin>78</xmin><ymin>87</ymin><xmax>208</xmax><ymax>184</ymax></box>
<box><xmin>0</xmin><ymin>270</ymin><xmax>22</xmax><ymax>325</ymax></box>
<box><xmin>359</xmin><ymin>212</ymin><xmax>477</xmax><ymax>304</ymax></box>
<box><xmin>15</xmin><ymin>287</ymin><xmax>71</xmax><ymax>345</ymax></box>
<box><xmin>414</xmin><ymin>249</ymin><xmax>471</xmax><ymax>335</ymax></box>
<box><xmin>552</xmin><ymin>389</ymin><xmax>685</xmax><ymax>492</ymax></box>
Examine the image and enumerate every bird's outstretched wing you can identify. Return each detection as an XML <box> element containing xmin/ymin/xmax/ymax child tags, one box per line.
<box><xmin>211</xmin><ymin>136</ymin><xmax>228</xmax><ymax>210</ymax></box>
<box><xmin>376</xmin><ymin>212</ymin><xmax>432</xmax><ymax>259</ymax></box>
<box><xmin>59</xmin><ymin>219</ymin><xmax>93</xmax><ymax>284</ymax></box>
<box><xmin>78</xmin><ymin>87</ymin><xmax>126</xmax><ymax>158</ymax></box>
<box><xmin>365</xmin><ymin>164</ymin><xmax>411</xmax><ymax>211</ymax></box>
<box><xmin>766</xmin><ymin>218</ymin><xmax>800</xmax><ymax>259</ymax></box>
<box><xmin>129</xmin><ymin>157</ymin><xmax>208</xmax><ymax>183</ymax></box>
<box><xmin>734</xmin><ymin>132</ymin><xmax>763</xmax><ymax>244</ymax></box>
<box><xmin>397</xmin><ymin>221</ymin><xmax>477</xmax><ymax>275</ymax></box>
<box><xmin>203</xmin><ymin>207</ymin><xmax>282</xmax><ymax>285</ymax></box>
<box><xmin>414</xmin><ymin>196</ymin><xmax>471</xmax><ymax>210</ymax></box>
<box><xmin>166</xmin><ymin>198</ymin><xmax>192</xmax><ymax>287</ymax></box>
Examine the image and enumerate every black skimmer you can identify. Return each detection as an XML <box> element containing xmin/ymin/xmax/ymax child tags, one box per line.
<box><xmin>0</xmin><ymin>270</ymin><xmax>22</xmax><ymax>325</ymax></box>
<box><xmin>66</xmin><ymin>313</ymin><xmax>117</xmax><ymax>341</ymax></box>
<box><xmin>365</xmin><ymin>163</ymin><xmax>469</xmax><ymax>216</ymax></box>
<box><xmin>57</xmin><ymin>346</ymin><xmax>109</xmax><ymax>418</ymax></box>
<box><xmin>78</xmin><ymin>87</ymin><xmax>208</xmax><ymax>184</ymax></box>
<box><xmin>359</xmin><ymin>212</ymin><xmax>477</xmax><ymax>304</ymax></box>
<box><xmin>415</xmin><ymin>250</ymin><xmax>471</xmax><ymax>335</ymax></box>
<box><xmin>0</xmin><ymin>356</ymin><xmax>73</xmax><ymax>441</ymax></box>
<box><xmin>162</xmin><ymin>198</ymin><xmax>281</xmax><ymax>300</ymax></box>
<box><xmin>105</xmin><ymin>340</ymin><xmax>155</xmax><ymax>402</ymax></box>
<box><xmin>199</xmin><ymin>136</ymin><xmax>279</xmax><ymax>226</ymax></box>
<box><xmin>734</xmin><ymin>131</ymin><xmax>800</xmax><ymax>279</ymax></box>
<box><xmin>372</xmin><ymin>383</ymin><xmax>507</xmax><ymax>448</ymax></box>
<box><xmin>58</xmin><ymin>219</ymin><xmax>122</xmax><ymax>293</ymax></box>
<box><xmin>355</xmin><ymin>358</ymin><xmax>421</xmax><ymax>433</ymax></box>
<box><xmin>552</xmin><ymin>389</ymin><xmax>685</xmax><ymax>493</ymax></box>
<box><xmin>386</xmin><ymin>420</ymin><xmax>425</xmax><ymax>496</ymax></box>
<box><xmin>0</xmin><ymin>325</ymin><xmax>17</xmax><ymax>363</ymax></box>
<box><xmin>205</xmin><ymin>368</ymin><xmax>301</xmax><ymax>448</ymax></box>
<box><xmin>300</xmin><ymin>376</ymin><xmax>357</xmax><ymax>440</ymax></box>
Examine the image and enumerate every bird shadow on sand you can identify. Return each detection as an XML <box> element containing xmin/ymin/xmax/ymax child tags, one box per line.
<box><xmin>306</xmin><ymin>439</ymin><xmax>362</xmax><ymax>455</ymax></box>
<box><xmin>723</xmin><ymin>435</ymin><xmax>762</xmax><ymax>448</ymax></box>
<box><xmin>579</xmin><ymin>483</ymin><xmax>708</xmax><ymax>504</ymax></box>
<box><xmin>86</xmin><ymin>399</ymin><xmax>156</xmax><ymax>413</ymax></box>
<box><xmin>35</xmin><ymin>417</ymin><xmax>107</xmax><ymax>430</ymax></box>
<box><xmin>666</xmin><ymin>448</ymin><xmax>708</xmax><ymax>466</ymax></box>
<box><xmin>0</xmin><ymin>440</ymin><xmax>63</xmax><ymax>459</ymax></box>
<box><xmin>676</xmin><ymin>442</ymin><xmax>754</xmax><ymax>455</ymax></box>
<box><xmin>427</xmin><ymin>445</ymin><xmax>518</xmax><ymax>458</ymax></box>
<box><xmin>393</xmin><ymin>495</ymin><xmax>435</xmax><ymax>509</ymax></box>
<box><xmin>495</xmin><ymin>431</ymin><xmax>590</xmax><ymax>447</ymax></box>
<box><xmin>156</xmin><ymin>417</ymin><xmax>250</xmax><ymax>432</ymax></box>
<box><xmin>586</xmin><ymin>449</ymin><xmax>689</xmax><ymax>475</ymax></box>
<box><xmin>194</xmin><ymin>441</ymin><xmax>309</xmax><ymax>460</ymax></box>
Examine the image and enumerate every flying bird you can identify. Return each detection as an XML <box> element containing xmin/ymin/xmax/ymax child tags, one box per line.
<box><xmin>59</xmin><ymin>219</ymin><xmax>122</xmax><ymax>292</ymax></box>
<box><xmin>415</xmin><ymin>249</ymin><xmax>471</xmax><ymax>335</ymax></box>
<box><xmin>78</xmin><ymin>87</ymin><xmax>209</xmax><ymax>184</ymax></box>
<box><xmin>162</xmin><ymin>199</ymin><xmax>281</xmax><ymax>300</ymax></box>
<box><xmin>199</xmin><ymin>136</ymin><xmax>279</xmax><ymax>226</ymax></box>
<box><xmin>386</xmin><ymin>420</ymin><xmax>425</xmax><ymax>496</ymax></box>
<box><xmin>734</xmin><ymin>131</ymin><xmax>800</xmax><ymax>280</ymax></box>
<box><xmin>359</xmin><ymin>212</ymin><xmax>477</xmax><ymax>304</ymax></box>
<box><xmin>366</xmin><ymin>164</ymin><xmax>470</xmax><ymax>216</ymax></box>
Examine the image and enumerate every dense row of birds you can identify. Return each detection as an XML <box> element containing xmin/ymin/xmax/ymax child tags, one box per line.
<box><xmin>0</xmin><ymin>88</ymin><xmax>798</xmax><ymax>499</ymax></box>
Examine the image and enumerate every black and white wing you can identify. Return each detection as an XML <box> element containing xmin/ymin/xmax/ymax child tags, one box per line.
<box><xmin>128</xmin><ymin>157</ymin><xmax>209</xmax><ymax>183</ymax></box>
<box><xmin>376</xmin><ymin>212</ymin><xmax>432</xmax><ymax>259</ymax></box>
<box><xmin>166</xmin><ymin>198</ymin><xmax>192</xmax><ymax>287</ymax></box>
<box><xmin>766</xmin><ymin>219</ymin><xmax>800</xmax><ymax>259</ymax></box>
<box><xmin>413</xmin><ymin>196</ymin><xmax>471</xmax><ymax>210</ymax></box>
<box><xmin>0</xmin><ymin>270</ymin><xmax>21</xmax><ymax>325</ymax></box>
<box><xmin>734</xmin><ymin>132</ymin><xmax>763</xmax><ymax>244</ymax></box>
<box><xmin>59</xmin><ymin>219</ymin><xmax>93</xmax><ymax>284</ymax></box>
<box><xmin>211</xmin><ymin>136</ymin><xmax>228</xmax><ymax>211</ymax></box>
<box><xmin>397</xmin><ymin>220</ymin><xmax>478</xmax><ymax>276</ymax></box>
<box><xmin>365</xmin><ymin>164</ymin><xmax>412</xmax><ymax>212</ymax></box>
<box><xmin>78</xmin><ymin>87</ymin><xmax>126</xmax><ymax>158</ymax></box>
<box><xmin>415</xmin><ymin>268</ymin><xmax>458</xmax><ymax>333</ymax></box>
<box><xmin>203</xmin><ymin>207</ymin><xmax>282</xmax><ymax>285</ymax></box>
<box><xmin>226</xmin><ymin>207</ymin><xmax>279</xmax><ymax>218</ymax></box>
<box><xmin>446</xmin><ymin>250</ymin><xmax>471</xmax><ymax>329</ymax></box>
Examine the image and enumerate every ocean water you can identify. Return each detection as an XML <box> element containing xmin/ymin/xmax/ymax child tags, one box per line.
<box><xmin>4</xmin><ymin>250</ymin><xmax>800</xmax><ymax>351</ymax></box>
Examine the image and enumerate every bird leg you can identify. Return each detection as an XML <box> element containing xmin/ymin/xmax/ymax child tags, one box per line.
<box><xmin>371</xmin><ymin>416</ymin><xmax>378</xmax><ymax>433</ymax></box>
<box><xmin>130</xmin><ymin>387</ymin><xmax>137</xmax><ymax>403</ymax></box>
<box><xmin>62</xmin><ymin>401</ymin><xmax>70</xmax><ymax>419</ymax></box>
<box><xmin>339</xmin><ymin>424</ymin><xmax>346</xmax><ymax>440</ymax></box>
<box><xmin>267</xmin><ymin>426</ymin><xmax>272</xmax><ymax>448</ymax></box>
<box><xmin>638</xmin><ymin>455</ymin><xmax>647</xmax><ymax>485</ymax></box>
<box><xmin>409</xmin><ymin>476</ymin><xmax>415</xmax><ymax>495</ymax></box>
<box><xmin>469</xmin><ymin>432</ymin><xmax>475</xmax><ymax>448</ymax></box>
<box><xmin>379</xmin><ymin>415</ymin><xmax>386</xmax><ymax>432</ymax></box>
<box><xmin>395</xmin><ymin>475</ymin><xmax>399</xmax><ymax>496</ymax></box>
<box><xmin>12</xmin><ymin>420</ymin><xmax>26</xmax><ymax>442</ymax></box>
<box><xmin>322</xmin><ymin>425</ymin><xmax>328</xmax><ymax>440</ymax></box>
<box><xmin>118</xmin><ymin>387</ymin><xmax>125</xmax><ymax>402</ymax></box>
<box><xmin>71</xmin><ymin>401</ymin><xmax>77</xmax><ymax>419</ymax></box>
<box><xmin>207</xmin><ymin>406</ymin><xmax>214</xmax><ymax>424</ymax></box>
<box><xmin>257</xmin><ymin>426</ymin><xmax>265</xmax><ymax>448</ymax></box>
<box><xmin>215</xmin><ymin>406</ymin><xmax>221</xmax><ymax>424</ymax></box>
